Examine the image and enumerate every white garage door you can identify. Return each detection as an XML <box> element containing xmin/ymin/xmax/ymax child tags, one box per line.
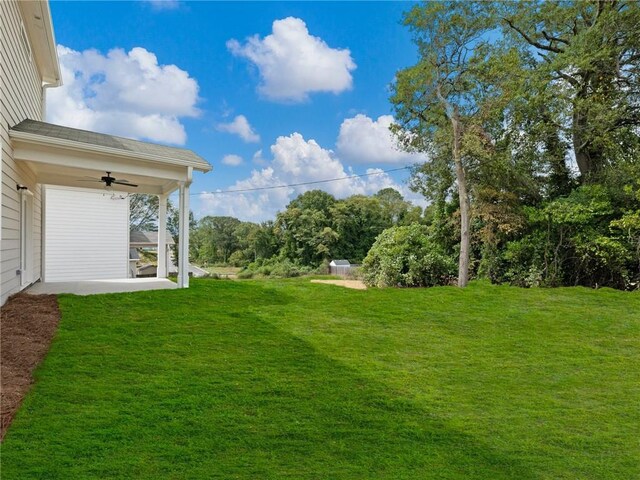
<box><xmin>44</xmin><ymin>186</ymin><xmax>128</xmax><ymax>282</ymax></box>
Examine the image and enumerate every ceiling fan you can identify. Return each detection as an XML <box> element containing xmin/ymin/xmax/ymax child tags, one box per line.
<box><xmin>80</xmin><ymin>171</ymin><xmax>138</xmax><ymax>188</ymax></box>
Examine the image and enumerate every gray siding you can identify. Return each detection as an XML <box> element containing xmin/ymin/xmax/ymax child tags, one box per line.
<box><xmin>1</xmin><ymin>0</ymin><xmax>45</xmax><ymax>304</ymax></box>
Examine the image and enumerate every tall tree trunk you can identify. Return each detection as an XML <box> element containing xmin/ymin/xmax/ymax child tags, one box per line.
<box><xmin>572</xmin><ymin>81</ymin><xmax>606</xmax><ymax>182</ymax></box>
<box><xmin>452</xmin><ymin>111</ymin><xmax>470</xmax><ymax>287</ymax></box>
<box><xmin>541</xmin><ymin>113</ymin><xmax>572</xmax><ymax>198</ymax></box>
<box><xmin>572</xmin><ymin>108</ymin><xmax>593</xmax><ymax>179</ymax></box>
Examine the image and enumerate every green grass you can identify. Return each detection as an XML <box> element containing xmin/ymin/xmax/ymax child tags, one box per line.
<box><xmin>203</xmin><ymin>266</ymin><xmax>241</xmax><ymax>276</ymax></box>
<box><xmin>2</xmin><ymin>279</ymin><xmax>639</xmax><ymax>479</ymax></box>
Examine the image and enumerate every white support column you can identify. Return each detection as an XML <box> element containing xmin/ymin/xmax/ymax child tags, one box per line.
<box><xmin>157</xmin><ymin>194</ymin><xmax>168</xmax><ymax>278</ymax></box>
<box><xmin>177</xmin><ymin>182</ymin><xmax>190</xmax><ymax>288</ymax></box>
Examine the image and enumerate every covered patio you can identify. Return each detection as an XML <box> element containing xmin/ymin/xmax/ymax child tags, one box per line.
<box><xmin>26</xmin><ymin>277</ymin><xmax>177</xmax><ymax>295</ymax></box>
<box><xmin>9</xmin><ymin>120</ymin><xmax>211</xmax><ymax>293</ymax></box>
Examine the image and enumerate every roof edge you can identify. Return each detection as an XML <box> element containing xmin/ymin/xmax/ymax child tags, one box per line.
<box><xmin>19</xmin><ymin>1</ymin><xmax>62</xmax><ymax>87</ymax></box>
<box><xmin>9</xmin><ymin>129</ymin><xmax>212</xmax><ymax>173</ymax></box>
<box><xmin>40</xmin><ymin>0</ymin><xmax>62</xmax><ymax>87</ymax></box>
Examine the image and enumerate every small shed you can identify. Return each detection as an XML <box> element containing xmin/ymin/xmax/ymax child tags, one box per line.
<box><xmin>329</xmin><ymin>259</ymin><xmax>351</xmax><ymax>276</ymax></box>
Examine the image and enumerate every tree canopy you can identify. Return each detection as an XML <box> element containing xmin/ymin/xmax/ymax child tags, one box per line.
<box><xmin>188</xmin><ymin>189</ymin><xmax>422</xmax><ymax>270</ymax></box>
<box><xmin>378</xmin><ymin>0</ymin><xmax>640</xmax><ymax>290</ymax></box>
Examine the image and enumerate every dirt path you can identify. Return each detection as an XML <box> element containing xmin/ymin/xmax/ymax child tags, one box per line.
<box><xmin>310</xmin><ymin>279</ymin><xmax>367</xmax><ymax>290</ymax></box>
<box><xmin>0</xmin><ymin>293</ymin><xmax>60</xmax><ymax>440</ymax></box>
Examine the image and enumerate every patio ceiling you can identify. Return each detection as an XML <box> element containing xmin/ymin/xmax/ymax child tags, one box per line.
<box><xmin>10</xmin><ymin>120</ymin><xmax>211</xmax><ymax>195</ymax></box>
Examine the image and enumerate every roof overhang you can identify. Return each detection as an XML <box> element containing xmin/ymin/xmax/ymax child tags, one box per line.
<box><xmin>10</xmin><ymin>130</ymin><xmax>206</xmax><ymax>195</ymax></box>
<box><xmin>130</xmin><ymin>230</ymin><xmax>175</xmax><ymax>246</ymax></box>
<box><xmin>18</xmin><ymin>1</ymin><xmax>62</xmax><ymax>87</ymax></box>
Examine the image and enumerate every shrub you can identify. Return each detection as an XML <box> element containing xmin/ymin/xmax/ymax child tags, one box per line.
<box><xmin>492</xmin><ymin>184</ymin><xmax>640</xmax><ymax>289</ymax></box>
<box><xmin>236</xmin><ymin>270</ymin><xmax>254</xmax><ymax>279</ymax></box>
<box><xmin>242</xmin><ymin>257</ymin><xmax>314</xmax><ymax>278</ymax></box>
<box><xmin>362</xmin><ymin>224</ymin><xmax>456</xmax><ymax>288</ymax></box>
<box><xmin>500</xmin><ymin>233</ymin><xmax>547</xmax><ymax>287</ymax></box>
<box><xmin>228</xmin><ymin>250</ymin><xmax>248</xmax><ymax>267</ymax></box>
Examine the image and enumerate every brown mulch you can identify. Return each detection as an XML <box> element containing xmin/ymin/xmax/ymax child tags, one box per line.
<box><xmin>0</xmin><ymin>293</ymin><xmax>60</xmax><ymax>440</ymax></box>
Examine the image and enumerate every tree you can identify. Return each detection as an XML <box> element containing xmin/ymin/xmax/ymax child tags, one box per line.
<box><xmin>331</xmin><ymin>195</ymin><xmax>389</xmax><ymax>262</ymax></box>
<box><xmin>384</xmin><ymin>1</ymin><xmax>639</xmax><ymax>291</ymax></box>
<box><xmin>500</xmin><ymin>0</ymin><xmax>640</xmax><ymax>180</ymax></box>
<box><xmin>362</xmin><ymin>224</ymin><xmax>456</xmax><ymax>288</ymax></box>
<box><xmin>129</xmin><ymin>194</ymin><xmax>159</xmax><ymax>231</ymax></box>
<box><xmin>288</xmin><ymin>190</ymin><xmax>336</xmax><ymax>213</ymax></box>
<box><xmin>232</xmin><ymin>221</ymin><xmax>263</xmax><ymax>265</ymax></box>
<box><xmin>276</xmin><ymin>191</ymin><xmax>338</xmax><ymax>266</ymax></box>
<box><xmin>196</xmin><ymin>216</ymin><xmax>241</xmax><ymax>264</ymax></box>
<box><xmin>375</xmin><ymin>188</ymin><xmax>422</xmax><ymax>226</ymax></box>
<box><xmin>252</xmin><ymin>221</ymin><xmax>281</xmax><ymax>261</ymax></box>
<box><xmin>391</xmin><ymin>2</ymin><xmax>497</xmax><ymax>287</ymax></box>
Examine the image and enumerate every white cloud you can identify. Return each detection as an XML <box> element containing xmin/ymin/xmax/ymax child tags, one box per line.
<box><xmin>337</xmin><ymin>114</ymin><xmax>427</xmax><ymax>164</ymax></box>
<box><xmin>216</xmin><ymin>115</ymin><xmax>260</xmax><ymax>143</ymax></box>
<box><xmin>197</xmin><ymin>132</ymin><xmax>415</xmax><ymax>222</ymax></box>
<box><xmin>221</xmin><ymin>154</ymin><xmax>244</xmax><ymax>167</ymax></box>
<box><xmin>227</xmin><ymin>17</ymin><xmax>356</xmax><ymax>102</ymax></box>
<box><xmin>199</xmin><ymin>167</ymin><xmax>293</xmax><ymax>222</ymax></box>
<box><xmin>46</xmin><ymin>45</ymin><xmax>200</xmax><ymax>145</ymax></box>
<box><xmin>252</xmin><ymin>149</ymin><xmax>268</xmax><ymax>165</ymax></box>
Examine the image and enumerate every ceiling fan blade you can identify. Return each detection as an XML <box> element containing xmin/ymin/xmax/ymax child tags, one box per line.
<box><xmin>112</xmin><ymin>180</ymin><xmax>138</xmax><ymax>187</ymax></box>
<box><xmin>76</xmin><ymin>179</ymin><xmax>102</xmax><ymax>183</ymax></box>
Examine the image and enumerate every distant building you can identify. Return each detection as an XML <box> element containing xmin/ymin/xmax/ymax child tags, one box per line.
<box><xmin>329</xmin><ymin>260</ymin><xmax>351</xmax><ymax>276</ymax></box>
<box><xmin>130</xmin><ymin>230</ymin><xmax>175</xmax><ymax>278</ymax></box>
<box><xmin>130</xmin><ymin>230</ymin><xmax>175</xmax><ymax>249</ymax></box>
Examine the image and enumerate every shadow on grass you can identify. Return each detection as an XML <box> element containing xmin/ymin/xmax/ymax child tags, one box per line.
<box><xmin>3</xmin><ymin>281</ymin><xmax>537</xmax><ymax>479</ymax></box>
<box><xmin>240</xmin><ymin>313</ymin><xmax>539</xmax><ymax>480</ymax></box>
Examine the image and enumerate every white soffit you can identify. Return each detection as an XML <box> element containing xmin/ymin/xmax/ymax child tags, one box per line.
<box><xmin>9</xmin><ymin>120</ymin><xmax>212</xmax><ymax>195</ymax></box>
<box><xmin>18</xmin><ymin>0</ymin><xmax>61</xmax><ymax>86</ymax></box>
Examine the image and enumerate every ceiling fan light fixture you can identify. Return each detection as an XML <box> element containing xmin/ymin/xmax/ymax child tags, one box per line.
<box><xmin>95</xmin><ymin>171</ymin><xmax>138</xmax><ymax>189</ymax></box>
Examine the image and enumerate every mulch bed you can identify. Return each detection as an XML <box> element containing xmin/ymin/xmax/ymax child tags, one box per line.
<box><xmin>1</xmin><ymin>293</ymin><xmax>60</xmax><ymax>440</ymax></box>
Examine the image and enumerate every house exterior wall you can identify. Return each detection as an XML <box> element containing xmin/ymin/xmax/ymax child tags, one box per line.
<box><xmin>1</xmin><ymin>0</ymin><xmax>46</xmax><ymax>304</ymax></box>
<box><xmin>44</xmin><ymin>186</ymin><xmax>129</xmax><ymax>282</ymax></box>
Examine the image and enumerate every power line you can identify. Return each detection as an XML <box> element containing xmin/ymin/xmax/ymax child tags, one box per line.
<box><xmin>184</xmin><ymin>166</ymin><xmax>411</xmax><ymax>196</ymax></box>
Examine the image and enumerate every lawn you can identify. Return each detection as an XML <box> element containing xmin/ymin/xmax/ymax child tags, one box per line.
<box><xmin>202</xmin><ymin>265</ymin><xmax>241</xmax><ymax>276</ymax></box>
<box><xmin>2</xmin><ymin>279</ymin><xmax>639</xmax><ymax>479</ymax></box>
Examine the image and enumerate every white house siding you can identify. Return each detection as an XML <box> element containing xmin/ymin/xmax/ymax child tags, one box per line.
<box><xmin>1</xmin><ymin>1</ymin><xmax>45</xmax><ymax>304</ymax></box>
<box><xmin>44</xmin><ymin>186</ymin><xmax>129</xmax><ymax>282</ymax></box>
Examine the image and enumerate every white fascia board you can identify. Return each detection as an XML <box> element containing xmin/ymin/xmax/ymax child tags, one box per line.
<box><xmin>19</xmin><ymin>1</ymin><xmax>62</xmax><ymax>87</ymax></box>
<box><xmin>13</xmin><ymin>144</ymin><xmax>188</xmax><ymax>182</ymax></box>
<box><xmin>13</xmin><ymin>146</ymin><xmax>183</xmax><ymax>195</ymax></box>
<box><xmin>9</xmin><ymin>130</ymin><xmax>212</xmax><ymax>173</ymax></box>
<box><xmin>39</xmin><ymin>0</ymin><xmax>62</xmax><ymax>86</ymax></box>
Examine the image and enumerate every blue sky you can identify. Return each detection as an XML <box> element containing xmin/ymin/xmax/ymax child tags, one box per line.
<box><xmin>48</xmin><ymin>0</ymin><xmax>424</xmax><ymax>221</ymax></box>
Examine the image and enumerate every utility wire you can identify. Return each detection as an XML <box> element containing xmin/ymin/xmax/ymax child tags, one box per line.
<box><xmin>182</xmin><ymin>166</ymin><xmax>411</xmax><ymax>196</ymax></box>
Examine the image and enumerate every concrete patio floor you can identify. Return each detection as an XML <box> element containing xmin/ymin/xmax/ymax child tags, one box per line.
<box><xmin>26</xmin><ymin>278</ymin><xmax>177</xmax><ymax>296</ymax></box>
